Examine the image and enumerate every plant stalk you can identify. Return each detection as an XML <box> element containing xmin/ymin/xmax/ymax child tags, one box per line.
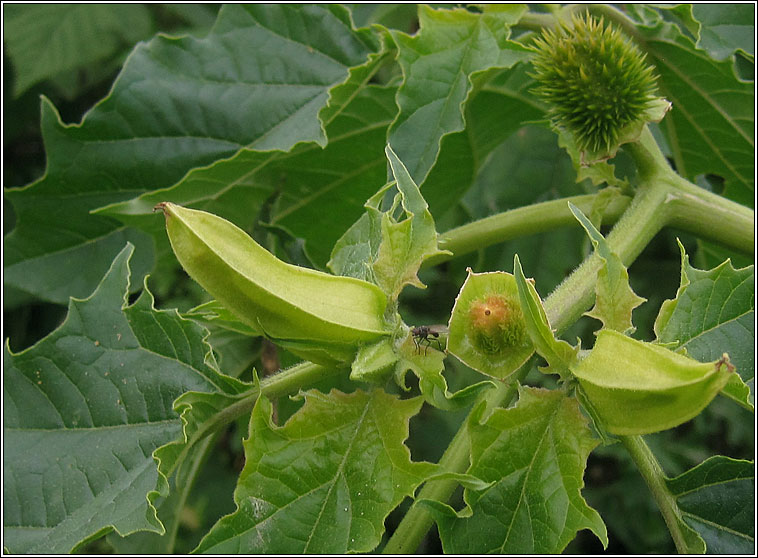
<box><xmin>431</xmin><ymin>193</ymin><xmax>631</xmax><ymax>266</ymax></box>
<box><xmin>619</xmin><ymin>435</ymin><xmax>695</xmax><ymax>553</ymax></box>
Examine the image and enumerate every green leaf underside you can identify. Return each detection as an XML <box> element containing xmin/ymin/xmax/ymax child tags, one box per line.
<box><xmin>636</xmin><ymin>13</ymin><xmax>754</xmax><ymax>204</ymax></box>
<box><xmin>4</xmin><ymin>4</ymin><xmax>378</xmax><ymax>303</ymax></box>
<box><xmin>666</xmin><ymin>455</ymin><xmax>755</xmax><ymax>554</ymax></box>
<box><xmin>3</xmin><ymin>244</ymin><xmax>244</xmax><ymax>553</ymax></box>
<box><xmin>655</xmin><ymin>241</ymin><xmax>754</xmax><ymax>407</ymax></box>
<box><xmin>194</xmin><ymin>389</ymin><xmax>437</xmax><ymax>553</ymax></box>
<box><xmin>389</xmin><ymin>5</ymin><xmax>531</xmax><ymax>186</ymax></box>
<box><xmin>569</xmin><ymin>202</ymin><xmax>646</xmax><ymax>334</ymax></box>
<box><xmin>425</xmin><ymin>386</ymin><xmax>607</xmax><ymax>553</ymax></box>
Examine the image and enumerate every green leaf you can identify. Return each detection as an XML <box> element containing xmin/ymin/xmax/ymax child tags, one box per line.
<box><xmin>571</xmin><ymin>329</ymin><xmax>735</xmax><ymax>435</ymax></box>
<box><xmin>4</xmin><ymin>4</ymin><xmax>379</xmax><ymax>304</ymax></box>
<box><xmin>183</xmin><ymin>300</ymin><xmax>261</xmax><ymax>338</ymax></box>
<box><xmin>672</xmin><ymin>4</ymin><xmax>755</xmax><ymax>61</ymax></box>
<box><xmin>330</xmin><ymin>145</ymin><xmax>449</xmax><ymax>301</ymax></box>
<box><xmin>2</xmin><ymin>244</ymin><xmax>242</xmax><ymax>553</ymax></box>
<box><xmin>388</xmin><ymin>4</ymin><xmax>531</xmax><ymax>186</ymax></box>
<box><xmin>100</xmin><ymin>58</ymin><xmax>397</xmax><ymax>270</ymax></box>
<box><xmin>4</xmin><ymin>4</ymin><xmax>153</xmax><ymax>97</ymax></box>
<box><xmin>634</xmin><ymin>13</ymin><xmax>754</xmax><ymax>204</ymax></box>
<box><xmin>391</xmin><ymin>328</ymin><xmax>496</xmax><ymax>411</ymax></box>
<box><xmin>569</xmin><ymin>202</ymin><xmax>646</xmax><ymax>334</ymax></box>
<box><xmin>106</xmin><ymin>432</ymin><xmax>220</xmax><ymax>554</ymax></box>
<box><xmin>513</xmin><ymin>254</ymin><xmax>578</xmax><ymax>378</ymax></box>
<box><xmin>654</xmin><ymin>240</ymin><xmax>754</xmax><ymax>410</ymax></box>
<box><xmin>424</xmin><ymin>386</ymin><xmax>607</xmax><ymax>553</ymax></box>
<box><xmin>666</xmin><ymin>456</ymin><xmax>755</xmax><ymax>553</ymax></box>
<box><xmin>194</xmin><ymin>389</ymin><xmax>437</xmax><ymax>553</ymax></box>
<box><xmin>420</xmin><ymin>63</ymin><xmax>548</xmax><ymax>220</ymax></box>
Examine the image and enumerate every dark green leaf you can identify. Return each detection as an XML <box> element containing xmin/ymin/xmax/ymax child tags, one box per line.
<box><xmin>389</xmin><ymin>5</ymin><xmax>531</xmax><ymax>186</ymax></box>
<box><xmin>666</xmin><ymin>455</ymin><xmax>755</xmax><ymax>553</ymax></box>
<box><xmin>2</xmin><ymin>244</ymin><xmax>243</xmax><ymax>553</ymax></box>
<box><xmin>635</xmin><ymin>13</ymin><xmax>754</xmax><ymax>204</ymax></box>
<box><xmin>689</xmin><ymin>4</ymin><xmax>754</xmax><ymax>61</ymax></box>
<box><xmin>4</xmin><ymin>4</ymin><xmax>379</xmax><ymax>303</ymax></box>
<box><xmin>4</xmin><ymin>4</ymin><xmax>153</xmax><ymax>96</ymax></box>
<box><xmin>655</xmin><ymin>241</ymin><xmax>754</xmax><ymax>409</ymax></box>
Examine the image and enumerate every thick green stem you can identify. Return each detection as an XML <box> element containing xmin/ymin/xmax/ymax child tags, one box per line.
<box><xmin>430</xmin><ymin>193</ymin><xmax>631</xmax><ymax>266</ymax></box>
<box><xmin>433</xmin><ymin>152</ymin><xmax>753</xmax><ymax>268</ymax></box>
<box><xmin>665</xmin><ymin>176</ymin><xmax>754</xmax><ymax>255</ymax></box>
<box><xmin>619</xmin><ymin>435</ymin><xmax>696</xmax><ymax>554</ymax></box>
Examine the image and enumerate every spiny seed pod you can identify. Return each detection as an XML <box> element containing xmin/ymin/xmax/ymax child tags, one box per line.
<box><xmin>530</xmin><ymin>12</ymin><xmax>659</xmax><ymax>153</ymax></box>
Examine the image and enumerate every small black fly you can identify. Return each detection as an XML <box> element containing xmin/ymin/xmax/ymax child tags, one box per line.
<box><xmin>411</xmin><ymin>325</ymin><xmax>448</xmax><ymax>355</ymax></box>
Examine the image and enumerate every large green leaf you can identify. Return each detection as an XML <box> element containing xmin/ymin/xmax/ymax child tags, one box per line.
<box><xmin>388</xmin><ymin>5</ymin><xmax>531</xmax><ymax>187</ymax></box>
<box><xmin>194</xmin><ymin>389</ymin><xmax>437</xmax><ymax>553</ymax></box>
<box><xmin>102</xmin><ymin>83</ymin><xmax>398</xmax><ymax>269</ymax></box>
<box><xmin>423</xmin><ymin>386</ymin><xmax>607</xmax><ymax>553</ymax></box>
<box><xmin>692</xmin><ymin>4</ymin><xmax>755</xmax><ymax>60</ymax></box>
<box><xmin>666</xmin><ymin>456</ymin><xmax>755</xmax><ymax>553</ymax></box>
<box><xmin>662</xmin><ymin>4</ymin><xmax>755</xmax><ymax>62</ymax></box>
<box><xmin>2</xmin><ymin>244</ymin><xmax>244</xmax><ymax>553</ymax></box>
<box><xmin>654</xmin><ymin>241</ymin><xmax>754</xmax><ymax>408</ymax></box>
<box><xmin>4</xmin><ymin>4</ymin><xmax>379</xmax><ymax>304</ymax></box>
<box><xmin>3</xmin><ymin>4</ymin><xmax>153</xmax><ymax>97</ymax></box>
<box><xmin>633</xmin><ymin>11</ymin><xmax>754</xmax><ymax>204</ymax></box>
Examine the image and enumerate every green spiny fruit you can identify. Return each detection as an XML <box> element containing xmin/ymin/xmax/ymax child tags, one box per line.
<box><xmin>530</xmin><ymin>13</ymin><xmax>659</xmax><ymax>153</ymax></box>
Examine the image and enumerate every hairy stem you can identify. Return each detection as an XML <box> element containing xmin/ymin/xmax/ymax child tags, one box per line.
<box><xmin>620</xmin><ymin>435</ymin><xmax>700</xmax><ymax>553</ymax></box>
<box><xmin>431</xmin><ymin>193</ymin><xmax>631</xmax><ymax>266</ymax></box>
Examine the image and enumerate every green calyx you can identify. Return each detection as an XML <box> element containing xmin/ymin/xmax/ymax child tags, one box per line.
<box><xmin>156</xmin><ymin>202</ymin><xmax>390</xmax><ymax>365</ymax></box>
<box><xmin>530</xmin><ymin>12</ymin><xmax>659</xmax><ymax>154</ymax></box>
<box><xmin>447</xmin><ymin>270</ymin><xmax>534</xmax><ymax>380</ymax></box>
<box><xmin>571</xmin><ymin>330</ymin><xmax>735</xmax><ymax>435</ymax></box>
